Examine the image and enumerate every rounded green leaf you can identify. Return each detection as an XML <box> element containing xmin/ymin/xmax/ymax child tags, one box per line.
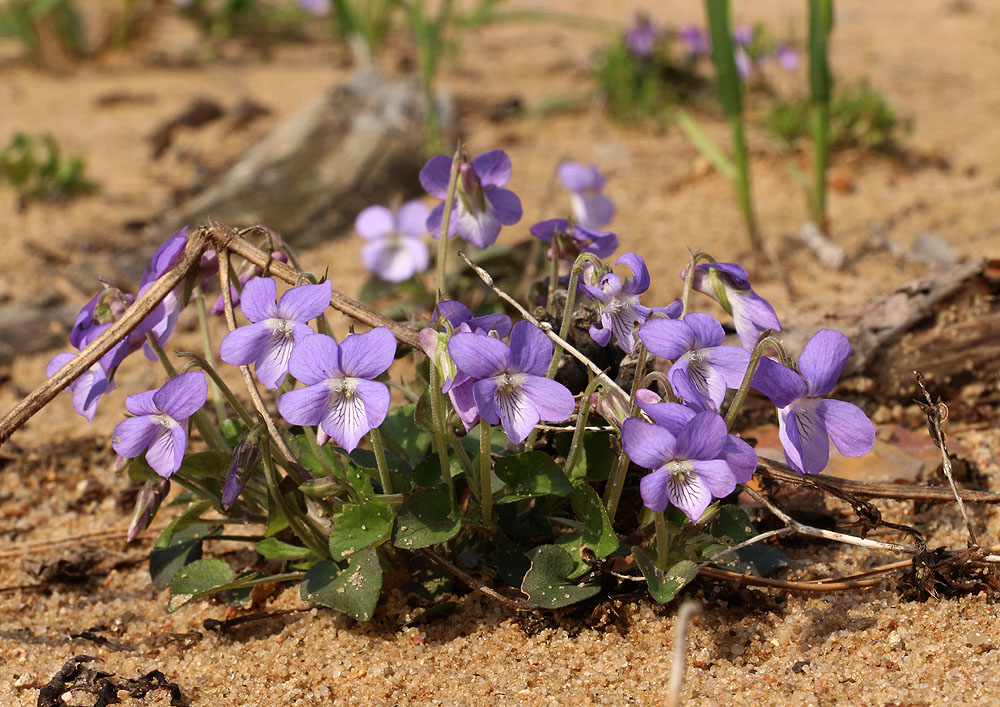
<box><xmin>301</xmin><ymin>548</ymin><xmax>383</xmax><ymax>621</ymax></box>
<box><xmin>393</xmin><ymin>489</ymin><xmax>460</xmax><ymax>549</ymax></box>
<box><xmin>328</xmin><ymin>500</ymin><xmax>395</xmax><ymax>559</ymax></box>
<box><xmin>495</xmin><ymin>451</ymin><xmax>573</xmax><ymax>504</ymax></box>
<box><xmin>520</xmin><ymin>544</ymin><xmax>600</xmax><ymax>609</ymax></box>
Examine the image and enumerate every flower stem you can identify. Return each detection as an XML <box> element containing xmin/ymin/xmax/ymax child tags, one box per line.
<box><xmin>261</xmin><ymin>437</ymin><xmax>329</xmax><ymax>560</ymax></box>
<box><xmin>723</xmin><ymin>331</ymin><xmax>789</xmax><ymax>431</ymax></box>
<box><xmin>562</xmin><ymin>375</ymin><xmax>603</xmax><ymax>479</ymax></box>
<box><xmin>193</xmin><ymin>285</ymin><xmax>227</xmax><ymax>421</ymax></box>
<box><xmin>479</xmin><ymin>421</ymin><xmax>494</xmax><ymax>530</ymax></box>
<box><xmin>435</xmin><ymin>143</ymin><xmax>463</xmax><ymax>301</ymax></box>
<box><xmin>679</xmin><ymin>251</ymin><xmax>716</xmax><ymax>317</ymax></box>
<box><xmin>655</xmin><ymin>511</ymin><xmax>670</xmax><ymax>570</ymax></box>
<box><xmin>368</xmin><ymin>427</ymin><xmax>394</xmax><ymax>495</ymax></box>
<box><xmin>145</xmin><ymin>333</ymin><xmax>229</xmax><ymax>453</ymax></box>
<box><xmin>546</xmin><ymin>234</ymin><xmax>561</xmax><ymax>313</ymax></box>
<box><xmin>544</xmin><ymin>251</ymin><xmax>597</xmax><ymax>381</ymax></box>
<box><xmin>427</xmin><ymin>366</ymin><xmax>455</xmax><ymax>507</ymax></box>
<box><xmin>176</xmin><ymin>352</ymin><xmax>255</xmax><ymax>428</ymax></box>
<box><xmin>603</xmin><ymin>448</ymin><xmax>631</xmax><ymax>521</ymax></box>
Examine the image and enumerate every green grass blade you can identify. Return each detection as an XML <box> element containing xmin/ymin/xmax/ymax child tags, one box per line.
<box><xmin>705</xmin><ymin>0</ymin><xmax>742</xmax><ymax>119</ymax></box>
<box><xmin>674</xmin><ymin>110</ymin><xmax>737</xmax><ymax>181</ymax></box>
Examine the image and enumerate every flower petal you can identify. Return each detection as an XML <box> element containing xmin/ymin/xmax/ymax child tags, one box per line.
<box><xmin>683</xmin><ymin>312</ymin><xmax>725</xmax><ymax>348</ymax></box>
<box><xmin>472</xmin><ymin>378</ymin><xmax>500</xmax><ymax>425</ymax></box>
<box><xmin>46</xmin><ymin>352</ymin><xmax>75</xmax><ymax>378</ymax></box>
<box><xmin>220</xmin><ymin>321</ymin><xmax>273</xmax><ymax>367</ymax></box>
<box><xmin>638</xmin><ymin>401</ymin><xmax>695</xmax><ymax>436</ymax></box>
<box><xmin>558</xmin><ymin>162</ymin><xmax>602</xmax><ymax>192</ymax></box>
<box><xmin>254</xmin><ymin>331</ymin><xmax>296</xmax><ymax>389</ymax></box>
<box><xmin>449</xmin><ymin>333</ymin><xmax>509</xmax><ymax>380</ymax></box>
<box><xmin>287</xmin><ymin>333</ymin><xmax>341</xmax><ymax>384</ymax></box>
<box><xmin>338</xmin><ymin>327</ymin><xmax>396</xmax><ymax>379</ymax></box>
<box><xmin>354</xmin><ymin>378</ymin><xmax>391</xmax><ymax>430</ymax></box>
<box><xmin>426</xmin><ymin>202</ymin><xmax>448</xmax><ymax>240</ymax></box>
<box><xmin>484</xmin><ymin>188</ymin><xmax>522</xmax><ymax>226</ymax></box>
<box><xmin>321</xmin><ymin>389</ymin><xmax>371</xmax><ymax>453</ymax></box>
<box><xmin>454</xmin><ymin>204</ymin><xmax>501</xmax><ymax>249</ymax></box>
<box><xmin>492</xmin><ymin>379</ymin><xmax>540</xmax><ymax>445</ymax></box>
<box><xmin>240</xmin><ymin>277</ymin><xmax>278</xmax><ymax>322</ymax></box>
<box><xmin>722</xmin><ymin>435</ymin><xmax>757</xmax><ymax>483</ymax></box>
<box><xmin>690</xmin><ymin>459</ymin><xmax>737</xmax><ymax>499</ymax></box>
<box><xmin>703</xmin><ymin>345</ymin><xmax>752</xmax><ymax>388</ymax></box>
<box><xmin>112</xmin><ymin>416</ymin><xmax>159</xmax><ymax>459</ymax></box>
<box><xmin>419</xmin><ymin>154</ymin><xmax>453</xmax><ymax>198</ymax></box>
<box><xmin>508</xmin><ymin>320</ymin><xmax>552</xmax><ymax>376</ymax></box>
<box><xmin>675</xmin><ymin>411</ymin><xmax>727</xmax><ymax>460</ymax></box>
<box><xmin>798</xmin><ymin>329</ymin><xmax>851</xmax><ymax>397</ymax></box>
<box><xmin>449</xmin><ymin>380</ymin><xmax>481</xmax><ymax>433</ymax></box>
<box><xmin>276</xmin><ymin>281</ymin><xmax>332</xmax><ymax>323</ymax></box>
<box><xmin>622</xmin><ymin>418</ymin><xmax>676</xmax><ymax>470</ymax></box>
<box><xmin>154</xmin><ymin>371</ymin><xmax>208</xmax><ymax>420</ymax></box>
<box><xmin>528</xmin><ymin>218</ymin><xmax>561</xmax><ymax>244</ymax></box>
<box><xmin>574</xmin><ymin>194</ymin><xmax>614</xmax><ymax>230</ymax></box>
<box><xmin>468</xmin><ymin>312</ymin><xmax>512</xmax><ymax>337</ymax></box>
<box><xmin>668</xmin><ymin>356</ymin><xmax>725</xmax><ymax>412</ymax></box>
<box><xmin>354</xmin><ymin>205</ymin><xmax>395</xmax><ymax>239</ymax></box>
<box><xmin>362</xmin><ymin>238</ymin><xmax>428</xmax><ymax>282</ymax></box>
<box><xmin>664</xmin><ymin>470</ymin><xmax>713</xmax><ymax>521</ymax></box>
<box><xmin>146</xmin><ymin>424</ymin><xmax>187</xmax><ymax>478</ymax></box>
<box><xmin>638</xmin><ymin>468</ymin><xmax>672</xmax><ymax>512</ymax></box>
<box><xmin>472</xmin><ymin>150</ymin><xmax>512</xmax><ymax>187</ymax></box>
<box><xmin>519</xmin><ymin>375</ymin><xmax>575</xmax><ymax>423</ymax></box>
<box><xmin>396</xmin><ymin>200</ymin><xmax>431</xmax><ymax>237</ymax></box>
<box><xmin>817</xmin><ymin>399</ymin><xmax>875</xmax><ymax>458</ymax></box>
<box><xmin>639</xmin><ymin>318</ymin><xmax>694</xmax><ymax>361</ymax></box>
<box><xmin>750</xmin><ymin>357</ymin><xmax>807</xmax><ymax>409</ymax></box>
<box><xmin>617</xmin><ymin>252</ymin><xmax>649</xmax><ymax>295</ymax></box>
<box><xmin>278</xmin><ymin>383</ymin><xmax>332</xmax><ymax>427</ymax></box>
<box><xmin>780</xmin><ymin>402</ymin><xmax>830</xmax><ymax>475</ymax></box>
<box><xmin>588</xmin><ymin>323</ymin><xmax>612</xmax><ymax>348</ymax></box>
<box><xmin>731</xmin><ymin>289</ymin><xmax>781</xmax><ymax>349</ymax></box>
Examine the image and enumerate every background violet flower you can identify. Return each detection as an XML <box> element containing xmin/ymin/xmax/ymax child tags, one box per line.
<box><xmin>420</xmin><ymin>150</ymin><xmax>523</xmax><ymax>249</ymax></box>
<box><xmin>530</xmin><ymin>218</ymin><xmax>618</xmax><ymax>261</ymax></box>
<box><xmin>751</xmin><ymin>329</ymin><xmax>875</xmax><ymax>475</ymax></box>
<box><xmin>448</xmin><ymin>320</ymin><xmax>575</xmax><ymax>445</ymax></box>
<box><xmin>111</xmin><ymin>371</ymin><xmax>208</xmax><ymax>478</ymax></box>
<box><xmin>220</xmin><ymin>277</ymin><xmax>332</xmax><ymax>389</ymax></box>
<box><xmin>685</xmin><ymin>262</ymin><xmax>781</xmax><ymax>350</ymax></box>
<box><xmin>356</xmin><ymin>200</ymin><xmax>430</xmax><ymax>282</ymax></box>
<box><xmin>557</xmin><ymin>162</ymin><xmax>615</xmax><ymax>230</ymax></box>
<box><xmin>277</xmin><ymin>329</ymin><xmax>396</xmax><ymax>452</ymax></box>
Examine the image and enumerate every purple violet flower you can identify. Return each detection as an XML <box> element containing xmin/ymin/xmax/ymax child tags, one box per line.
<box><xmin>580</xmin><ymin>252</ymin><xmax>680</xmax><ymax>353</ymax></box>
<box><xmin>46</xmin><ymin>352</ymin><xmax>115</xmax><ymax>421</ymax></box>
<box><xmin>623</xmin><ymin>407</ymin><xmax>754</xmax><ymax>522</ymax></box>
<box><xmin>732</xmin><ymin>24</ymin><xmax>754</xmax><ymax>47</ymax></box>
<box><xmin>111</xmin><ymin>371</ymin><xmax>208</xmax><ymax>478</ymax></box>
<box><xmin>220</xmin><ymin>277</ymin><xmax>332</xmax><ymax>390</ymax></box>
<box><xmin>529</xmin><ymin>218</ymin><xmax>618</xmax><ymax>262</ymax></box>
<box><xmin>448</xmin><ymin>320</ymin><xmax>576</xmax><ymax>445</ymax></box>
<box><xmin>734</xmin><ymin>46</ymin><xmax>754</xmax><ymax>81</ymax></box>
<box><xmin>624</xmin><ymin>14</ymin><xmax>659</xmax><ymax>58</ymax></box>
<box><xmin>638</xmin><ymin>312</ymin><xmax>751</xmax><ymax>412</ymax></box>
<box><xmin>677</xmin><ymin>25</ymin><xmax>709</xmax><ymax>58</ymax></box>
<box><xmin>298</xmin><ymin>0</ymin><xmax>330</xmax><ymax>17</ymax></box>
<box><xmin>211</xmin><ymin>251</ymin><xmax>288</xmax><ymax>316</ymax></box>
<box><xmin>774</xmin><ymin>45</ymin><xmax>799</xmax><ymax>72</ymax></box>
<box><xmin>137</xmin><ymin>228</ymin><xmax>192</xmax><ymax>360</ymax></box>
<box><xmin>356</xmin><ymin>200</ymin><xmax>431</xmax><ymax>282</ymax></box>
<box><xmin>420</xmin><ymin>150</ymin><xmax>523</xmax><ymax>249</ymax></box>
<box><xmin>277</xmin><ymin>329</ymin><xmax>396</xmax><ymax>452</ymax></box>
<box><xmin>685</xmin><ymin>262</ymin><xmax>781</xmax><ymax>350</ymax></box>
<box><xmin>557</xmin><ymin>162</ymin><xmax>615</xmax><ymax>230</ymax></box>
<box><xmin>751</xmin><ymin>329</ymin><xmax>875</xmax><ymax>475</ymax></box>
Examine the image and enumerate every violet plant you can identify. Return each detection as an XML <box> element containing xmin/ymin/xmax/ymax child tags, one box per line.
<box><xmin>30</xmin><ymin>146</ymin><xmax>878</xmax><ymax>618</ymax></box>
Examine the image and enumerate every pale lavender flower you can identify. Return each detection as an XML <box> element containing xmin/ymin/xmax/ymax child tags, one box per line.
<box><xmin>420</xmin><ymin>150</ymin><xmax>523</xmax><ymax>249</ymax></box>
<box><xmin>774</xmin><ymin>45</ymin><xmax>799</xmax><ymax>72</ymax></box>
<box><xmin>623</xmin><ymin>407</ymin><xmax>754</xmax><ymax>522</ymax></box>
<box><xmin>45</xmin><ymin>352</ymin><xmax>114</xmax><ymax>422</ymax></box>
<box><xmin>638</xmin><ymin>312</ymin><xmax>750</xmax><ymax>412</ymax></box>
<box><xmin>220</xmin><ymin>277</ymin><xmax>332</xmax><ymax>389</ymax></box>
<box><xmin>580</xmin><ymin>252</ymin><xmax>680</xmax><ymax>353</ymax></box>
<box><xmin>112</xmin><ymin>371</ymin><xmax>208</xmax><ymax>478</ymax></box>
<box><xmin>624</xmin><ymin>14</ymin><xmax>659</xmax><ymax>58</ymax></box>
<box><xmin>137</xmin><ymin>227</ymin><xmax>191</xmax><ymax>360</ymax></box>
<box><xmin>356</xmin><ymin>200</ymin><xmax>430</xmax><ymax>282</ymax></box>
<box><xmin>732</xmin><ymin>25</ymin><xmax>754</xmax><ymax>47</ymax></box>
<box><xmin>677</xmin><ymin>25</ymin><xmax>709</xmax><ymax>58</ymax></box>
<box><xmin>684</xmin><ymin>262</ymin><xmax>781</xmax><ymax>350</ymax></box>
<box><xmin>222</xmin><ymin>438</ymin><xmax>262</xmax><ymax>510</ymax></box>
<box><xmin>529</xmin><ymin>218</ymin><xmax>618</xmax><ymax>262</ymax></box>
<box><xmin>277</xmin><ymin>329</ymin><xmax>396</xmax><ymax>452</ymax></box>
<box><xmin>751</xmin><ymin>329</ymin><xmax>875</xmax><ymax>475</ymax></box>
<box><xmin>211</xmin><ymin>251</ymin><xmax>288</xmax><ymax>316</ymax></box>
<box><xmin>298</xmin><ymin>0</ymin><xmax>330</xmax><ymax>17</ymax></box>
<box><xmin>557</xmin><ymin>162</ymin><xmax>615</xmax><ymax>230</ymax></box>
<box><xmin>448</xmin><ymin>321</ymin><xmax>575</xmax><ymax>445</ymax></box>
<box><xmin>735</xmin><ymin>46</ymin><xmax>753</xmax><ymax>81</ymax></box>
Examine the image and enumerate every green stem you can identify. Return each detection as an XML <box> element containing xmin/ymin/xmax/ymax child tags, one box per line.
<box><xmin>723</xmin><ymin>332</ymin><xmax>790</xmax><ymax>430</ymax></box>
<box><xmin>368</xmin><ymin>427</ymin><xmax>394</xmax><ymax>495</ymax></box>
<box><xmin>679</xmin><ymin>251</ymin><xmax>715</xmax><ymax>318</ymax></box>
<box><xmin>261</xmin><ymin>438</ymin><xmax>329</xmax><ymax>560</ymax></box>
<box><xmin>176</xmin><ymin>352</ymin><xmax>255</xmax><ymax>428</ymax></box>
<box><xmin>193</xmin><ymin>286</ymin><xmax>227</xmax><ymax>421</ymax></box>
<box><xmin>428</xmin><ymin>365</ymin><xmax>455</xmax><ymax>507</ymax></box>
<box><xmin>563</xmin><ymin>375</ymin><xmax>603</xmax><ymax>479</ymax></box>
<box><xmin>603</xmin><ymin>450</ymin><xmax>631</xmax><ymax>521</ymax></box>
<box><xmin>730</xmin><ymin>117</ymin><xmax>763</xmax><ymax>256</ymax></box>
<box><xmin>447</xmin><ymin>427</ymin><xmax>474</xmax><ymax>477</ymax></box>
<box><xmin>479</xmin><ymin>421</ymin><xmax>494</xmax><ymax>530</ymax></box>
<box><xmin>810</xmin><ymin>102</ymin><xmax>830</xmax><ymax>232</ymax></box>
<box><xmin>545</xmin><ymin>251</ymin><xmax>595</xmax><ymax>380</ymax></box>
<box><xmin>655</xmin><ymin>511</ymin><xmax>670</xmax><ymax>570</ymax></box>
<box><xmin>435</xmin><ymin>144</ymin><xmax>462</xmax><ymax>300</ymax></box>
<box><xmin>546</xmin><ymin>234</ymin><xmax>561</xmax><ymax>312</ymax></box>
<box><xmin>145</xmin><ymin>334</ymin><xmax>229</xmax><ymax>453</ymax></box>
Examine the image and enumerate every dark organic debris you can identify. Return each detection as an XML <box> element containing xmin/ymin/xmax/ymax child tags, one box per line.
<box><xmin>23</xmin><ymin>549</ymin><xmax>103</xmax><ymax>584</ymax></box>
<box><xmin>148</xmin><ymin>97</ymin><xmax>226</xmax><ymax>159</ymax></box>
<box><xmin>36</xmin><ymin>655</ymin><xmax>189</xmax><ymax>707</ymax></box>
<box><xmin>899</xmin><ymin>547</ymin><xmax>1000</xmax><ymax>602</ymax></box>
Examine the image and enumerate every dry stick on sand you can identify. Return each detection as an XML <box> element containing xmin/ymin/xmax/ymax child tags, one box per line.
<box><xmin>665</xmin><ymin>600</ymin><xmax>701</xmax><ymax>707</ymax></box>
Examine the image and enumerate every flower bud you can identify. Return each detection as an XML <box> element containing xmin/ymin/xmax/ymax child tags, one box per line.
<box><xmin>127</xmin><ymin>478</ymin><xmax>170</xmax><ymax>542</ymax></box>
<box><xmin>589</xmin><ymin>387</ymin><xmax>660</xmax><ymax>429</ymax></box>
<box><xmin>221</xmin><ymin>439</ymin><xmax>262</xmax><ymax>510</ymax></box>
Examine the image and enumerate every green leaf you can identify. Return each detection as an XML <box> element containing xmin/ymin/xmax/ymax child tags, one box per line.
<box><xmin>149</xmin><ymin>523</ymin><xmax>211</xmax><ymax>591</ymax></box>
<box><xmin>301</xmin><ymin>548</ymin><xmax>383</xmax><ymax>621</ymax></box>
<box><xmin>708</xmin><ymin>504</ymin><xmax>755</xmax><ymax>544</ymax></box>
<box><xmin>706</xmin><ymin>0</ymin><xmax>743</xmax><ymax>118</ymax></box>
<box><xmin>520</xmin><ymin>545</ymin><xmax>600</xmax><ymax>609</ymax></box>
<box><xmin>328</xmin><ymin>500</ymin><xmax>395</xmax><ymax>559</ymax></box>
<box><xmin>494</xmin><ymin>451</ymin><xmax>573</xmax><ymax>504</ymax></box>
<box><xmin>411</xmin><ymin>453</ymin><xmax>463</xmax><ymax>487</ymax></box>
<box><xmin>168</xmin><ymin>558</ymin><xmax>235</xmax><ymax>612</ymax></box>
<box><xmin>393</xmin><ymin>489</ymin><xmax>460</xmax><ymax>549</ymax></box>
<box><xmin>633</xmin><ymin>548</ymin><xmax>698</xmax><ymax>604</ymax></box>
<box><xmin>675</xmin><ymin>110</ymin><xmax>737</xmax><ymax>181</ymax></box>
<box><xmin>154</xmin><ymin>500</ymin><xmax>213</xmax><ymax>548</ymax></box>
<box><xmin>568</xmin><ymin>482</ymin><xmax>618</xmax><ymax>559</ymax></box>
<box><xmin>256</xmin><ymin>537</ymin><xmax>317</xmax><ymax>560</ymax></box>
<box><xmin>713</xmin><ymin>545</ymin><xmax>790</xmax><ymax>577</ymax></box>
<box><xmin>176</xmin><ymin>451</ymin><xmax>231</xmax><ymax>480</ymax></box>
<box><xmin>379</xmin><ymin>404</ymin><xmax>431</xmax><ymax>465</ymax></box>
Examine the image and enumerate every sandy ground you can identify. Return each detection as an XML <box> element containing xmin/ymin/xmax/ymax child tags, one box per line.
<box><xmin>2</xmin><ymin>0</ymin><xmax>1000</xmax><ymax>704</ymax></box>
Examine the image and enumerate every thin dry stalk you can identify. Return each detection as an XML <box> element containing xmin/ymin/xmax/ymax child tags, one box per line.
<box><xmin>665</xmin><ymin>600</ymin><xmax>701</xmax><ymax>707</ymax></box>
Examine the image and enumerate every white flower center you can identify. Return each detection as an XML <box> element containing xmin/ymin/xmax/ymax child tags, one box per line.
<box><xmin>152</xmin><ymin>413</ymin><xmax>177</xmax><ymax>429</ymax></box>
<box><xmin>667</xmin><ymin>459</ymin><xmax>693</xmax><ymax>482</ymax></box>
<box><xmin>269</xmin><ymin>318</ymin><xmax>294</xmax><ymax>339</ymax></box>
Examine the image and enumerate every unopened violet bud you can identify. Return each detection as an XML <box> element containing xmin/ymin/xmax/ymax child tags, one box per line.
<box><xmin>95</xmin><ymin>287</ymin><xmax>132</xmax><ymax>324</ymax></box>
<box><xmin>590</xmin><ymin>388</ymin><xmax>661</xmax><ymax>429</ymax></box>
<box><xmin>127</xmin><ymin>478</ymin><xmax>171</xmax><ymax>542</ymax></box>
<box><xmin>222</xmin><ymin>438</ymin><xmax>262</xmax><ymax>510</ymax></box>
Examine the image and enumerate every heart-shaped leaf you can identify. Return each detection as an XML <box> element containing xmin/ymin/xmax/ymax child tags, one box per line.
<box><xmin>633</xmin><ymin>548</ymin><xmax>698</xmax><ymax>604</ymax></box>
<box><xmin>301</xmin><ymin>548</ymin><xmax>383</xmax><ymax>621</ymax></box>
<box><xmin>393</xmin><ymin>489</ymin><xmax>460</xmax><ymax>549</ymax></box>
<box><xmin>520</xmin><ymin>545</ymin><xmax>600</xmax><ymax>609</ymax></box>
<box><xmin>495</xmin><ymin>451</ymin><xmax>573</xmax><ymax>504</ymax></box>
<box><xmin>328</xmin><ymin>500</ymin><xmax>394</xmax><ymax>559</ymax></box>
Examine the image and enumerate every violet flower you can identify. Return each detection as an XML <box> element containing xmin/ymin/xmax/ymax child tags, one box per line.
<box><xmin>45</xmin><ymin>352</ymin><xmax>114</xmax><ymax>421</ymax></box>
<box><xmin>623</xmin><ymin>407</ymin><xmax>754</xmax><ymax>522</ymax></box>
<box><xmin>638</xmin><ymin>312</ymin><xmax>751</xmax><ymax>412</ymax></box>
<box><xmin>624</xmin><ymin>14</ymin><xmax>659</xmax><ymax>58</ymax></box>
<box><xmin>580</xmin><ymin>252</ymin><xmax>680</xmax><ymax>353</ymax></box>
<box><xmin>751</xmin><ymin>329</ymin><xmax>875</xmax><ymax>475</ymax></box>
<box><xmin>211</xmin><ymin>251</ymin><xmax>288</xmax><ymax>316</ymax></box>
<box><xmin>677</xmin><ymin>25</ymin><xmax>709</xmax><ymax>58</ymax></box>
<box><xmin>220</xmin><ymin>277</ymin><xmax>332</xmax><ymax>389</ymax></box>
<box><xmin>277</xmin><ymin>328</ymin><xmax>396</xmax><ymax>452</ymax></box>
<box><xmin>111</xmin><ymin>371</ymin><xmax>208</xmax><ymax>478</ymax></box>
<box><xmin>420</xmin><ymin>150</ymin><xmax>523</xmax><ymax>249</ymax></box>
<box><xmin>557</xmin><ymin>162</ymin><xmax>615</xmax><ymax>230</ymax></box>
<box><xmin>685</xmin><ymin>261</ymin><xmax>781</xmax><ymax>350</ymax></box>
<box><xmin>298</xmin><ymin>0</ymin><xmax>330</xmax><ymax>17</ymax></box>
<box><xmin>137</xmin><ymin>227</ymin><xmax>192</xmax><ymax>360</ymax></box>
<box><xmin>529</xmin><ymin>218</ymin><xmax>618</xmax><ymax>262</ymax></box>
<box><xmin>774</xmin><ymin>45</ymin><xmax>799</xmax><ymax>72</ymax></box>
<box><xmin>356</xmin><ymin>200</ymin><xmax>430</xmax><ymax>282</ymax></box>
<box><xmin>448</xmin><ymin>320</ymin><xmax>575</xmax><ymax>445</ymax></box>
<box><xmin>419</xmin><ymin>300</ymin><xmax>512</xmax><ymax>433</ymax></box>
